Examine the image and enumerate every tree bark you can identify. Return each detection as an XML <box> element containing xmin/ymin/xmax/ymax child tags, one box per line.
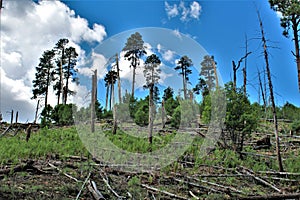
<box><xmin>105</xmin><ymin>85</ymin><xmax>109</xmax><ymax>110</ymax></box>
<box><xmin>132</xmin><ymin>57</ymin><xmax>136</xmax><ymax>98</ymax></box>
<box><xmin>116</xmin><ymin>53</ymin><xmax>122</xmax><ymax>103</ymax></box>
<box><xmin>257</xmin><ymin>10</ymin><xmax>284</xmax><ymax>172</ymax></box>
<box><xmin>161</xmin><ymin>100</ymin><xmax>166</xmax><ymax>128</ymax></box>
<box><xmin>112</xmin><ymin>78</ymin><xmax>117</xmax><ymax>135</ymax></box>
<box><xmin>148</xmin><ymin>84</ymin><xmax>154</xmax><ymax>144</ymax></box>
<box><xmin>291</xmin><ymin>17</ymin><xmax>300</xmax><ymax>91</ymax></box>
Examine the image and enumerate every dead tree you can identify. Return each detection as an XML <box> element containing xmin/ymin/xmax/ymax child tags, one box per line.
<box><xmin>243</xmin><ymin>34</ymin><xmax>249</xmax><ymax>95</ymax></box>
<box><xmin>91</xmin><ymin>70</ymin><xmax>97</xmax><ymax>133</ymax></box>
<box><xmin>115</xmin><ymin>53</ymin><xmax>122</xmax><ymax>104</ymax></box>
<box><xmin>232</xmin><ymin>52</ymin><xmax>252</xmax><ymax>92</ymax></box>
<box><xmin>257</xmin><ymin>10</ymin><xmax>284</xmax><ymax>172</ymax></box>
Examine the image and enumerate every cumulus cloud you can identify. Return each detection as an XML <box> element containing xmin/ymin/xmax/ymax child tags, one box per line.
<box><xmin>165</xmin><ymin>1</ymin><xmax>179</xmax><ymax>19</ymax></box>
<box><xmin>165</xmin><ymin>1</ymin><xmax>202</xmax><ymax>22</ymax></box>
<box><xmin>190</xmin><ymin>1</ymin><xmax>201</xmax><ymax>19</ymax></box>
<box><xmin>0</xmin><ymin>0</ymin><xmax>106</xmax><ymax>122</ymax></box>
<box><xmin>78</xmin><ymin>51</ymin><xmax>108</xmax><ymax>79</ymax></box>
<box><xmin>157</xmin><ymin>44</ymin><xmax>176</xmax><ymax>62</ymax></box>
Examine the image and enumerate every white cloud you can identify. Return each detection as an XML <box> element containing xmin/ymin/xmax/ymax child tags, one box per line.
<box><xmin>172</xmin><ymin>29</ymin><xmax>183</xmax><ymax>40</ymax></box>
<box><xmin>156</xmin><ymin>44</ymin><xmax>175</xmax><ymax>62</ymax></box>
<box><xmin>0</xmin><ymin>0</ymin><xmax>106</xmax><ymax>122</ymax></box>
<box><xmin>190</xmin><ymin>1</ymin><xmax>201</xmax><ymax>19</ymax></box>
<box><xmin>78</xmin><ymin>51</ymin><xmax>108</xmax><ymax>79</ymax></box>
<box><xmin>165</xmin><ymin>1</ymin><xmax>179</xmax><ymax>19</ymax></box>
<box><xmin>165</xmin><ymin>1</ymin><xmax>202</xmax><ymax>22</ymax></box>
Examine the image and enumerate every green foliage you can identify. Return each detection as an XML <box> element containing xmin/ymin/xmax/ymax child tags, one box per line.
<box><xmin>164</xmin><ymin>97</ymin><xmax>179</xmax><ymax>117</ymax></box>
<box><xmin>162</xmin><ymin>86</ymin><xmax>174</xmax><ymax>101</ymax></box>
<box><xmin>32</xmin><ymin>50</ymin><xmax>56</xmax><ymax>107</ymax></box>
<box><xmin>171</xmin><ymin>100</ymin><xmax>199</xmax><ymax>129</ymax></box>
<box><xmin>51</xmin><ymin>104</ymin><xmax>75</xmax><ymax>126</ymax></box>
<box><xmin>200</xmin><ymin>55</ymin><xmax>217</xmax><ymax>91</ymax></box>
<box><xmin>40</xmin><ymin>105</ymin><xmax>54</xmax><ymax>128</ymax></box>
<box><xmin>225</xmin><ymin>82</ymin><xmax>257</xmax><ymax>150</ymax></box>
<box><xmin>134</xmin><ymin>100</ymin><xmax>149</xmax><ymax>126</ymax></box>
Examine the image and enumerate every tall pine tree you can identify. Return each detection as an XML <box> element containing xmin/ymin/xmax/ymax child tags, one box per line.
<box><xmin>32</xmin><ymin>50</ymin><xmax>56</xmax><ymax>108</ymax></box>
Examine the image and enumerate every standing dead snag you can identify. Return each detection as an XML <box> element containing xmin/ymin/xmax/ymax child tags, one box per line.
<box><xmin>232</xmin><ymin>52</ymin><xmax>252</xmax><ymax>92</ymax></box>
<box><xmin>26</xmin><ymin>123</ymin><xmax>32</xmax><ymax>142</ymax></box>
<box><xmin>257</xmin><ymin>10</ymin><xmax>284</xmax><ymax>172</ymax></box>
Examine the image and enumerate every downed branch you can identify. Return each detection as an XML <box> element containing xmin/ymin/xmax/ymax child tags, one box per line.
<box><xmin>48</xmin><ymin>162</ymin><xmax>80</xmax><ymax>182</ymax></box>
<box><xmin>76</xmin><ymin>172</ymin><xmax>91</xmax><ymax>200</ymax></box>
<box><xmin>237</xmin><ymin>166</ymin><xmax>281</xmax><ymax>193</ymax></box>
<box><xmin>87</xmin><ymin>180</ymin><xmax>106</xmax><ymax>200</ymax></box>
<box><xmin>238</xmin><ymin>193</ymin><xmax>300</xmax><ymax>200</ymax></box>
<box><xmin>0</xmin><ymin>160</ymin><xmax>34</xmax><ymax>174</ymax></box>
<box><xmin>99</xmin><ymin>169</ymin><xmax>125</xmax><ymax>199</ymax></box>
<box><xmin>141</xmin><ymin>184</ymin><xmax>188</xmax><ymax>200</ymax></box>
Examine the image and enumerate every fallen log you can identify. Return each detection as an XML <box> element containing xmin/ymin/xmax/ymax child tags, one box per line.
<box><xmin>238</xmin><ymin>193</ymin><xmax>300</xmax><ymax>200</ymax></box>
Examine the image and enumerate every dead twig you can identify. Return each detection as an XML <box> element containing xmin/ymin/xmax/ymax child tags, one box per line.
<box><xmin>76</xmin><ymin>172</ymin><xmax>91</xmax><ymax>200</ymax></box>
<box><xmin>48</xmin><ymin>162</ymin><xmax>80</xmax><ymax>182</ymax></box>
<box><xmin>141</xmin><ymin>184</ymin><xmax>188</xmax><ymax>200</ymax></box>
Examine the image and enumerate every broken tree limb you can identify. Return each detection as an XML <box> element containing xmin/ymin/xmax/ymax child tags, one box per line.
<box><xmin>0</xmin><ymin>125</ymin><xmax>12</xmax><ymax>137</ymax></box>
<box><xmin>141</xmin><ymin>184</ymin><xmax>188</xmax><ymax>200</ymax></box>
<box><xmin>238</xmin><ymin>193</ymin><xmax>300</xmax><ymax>200</ymax></box>
<box><xmin>237</xmin><ymin>166</ymin><xmax>281</xmax><ymax>193</ymax></box>
<box><xmin>48</xmin><ymin>162</ymin><xmax>80</xmax><ymax>182</ymax></box>
<box><xmin>189</xmin><ymin>191</ymin><xmax>199</xmax><ymax>200</ymax></box>
<box><xmin>87</xmin><ymin>180</ymin><xmax>106</xmax><ymax>200</ymax></box>
<box><xmin>173</xmin><ymin>178</ymin><xmax>221</xmax><ymax>194</ymax></box>
<box><xmin>75</xmin><ymin>171</ymin><xmax>91</xmax><ymax>200</ymax></box>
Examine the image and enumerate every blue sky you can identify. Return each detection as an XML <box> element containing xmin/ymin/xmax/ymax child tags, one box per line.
<box><xmin>63</xmin><ymin>0</ymin><xmax>298</xmax><ymax>106</ymax></box>
<box><xmin>1</xmin><ymin>0</ymin><xmax>299</xmax><ymax>122</ymax></box>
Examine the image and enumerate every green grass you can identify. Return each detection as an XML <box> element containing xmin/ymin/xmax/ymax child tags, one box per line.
<box><xmin>0</xmin><ymin>127</ymin><xmax>89</xmax><ymax>164</ymax></box>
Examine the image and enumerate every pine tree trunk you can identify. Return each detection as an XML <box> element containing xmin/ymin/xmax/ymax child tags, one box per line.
<box><xmin>64</xmin><ymin>56</ymin><xmax>71</xmax><ymax>105</ymax></box>
<box><xmin>258</xmin><ymin>11</ymin><xmax>284</xmax><ymax>172</ymax></box>
<box><xmin>161</xmin><ymin>100</ymin><xmax>165</xmax><ymax>128</ymax></box>
<box><xmin>105</xmin><ymin>85</ymin><xmax>109</xmax><ymax>110</ymax></box>
<box><xmin>291</xmin><ymin>18</ymin><xmax>300</xmax><ymax>91</ymax></box>
<box><xmin>232</xmin><ymin>61</ymin><xmax>237</xmax><ymax>92</ymax></box>
<box><xmin>132</xmin><ymin>57</ymin><xmax>136</xmax><ymax>98</ymax></box>
<box><xmin>148</xmin><ymin>84</ymin><xmax>154</xmax><ymax>144</ymax></box>
<box><xmin>112</xmin><ymin>81</ymin><xmax>117</xmax><ymax>134</ymax></box>
<box><xmin>116</xmin><ymin>54</ymin><xmax>122</xmax><ymax>103</ymax></box>
<box><xmin>182</xmin><ymin>68</ymin><xmax>187</xmax><ymax>99</ymax></box>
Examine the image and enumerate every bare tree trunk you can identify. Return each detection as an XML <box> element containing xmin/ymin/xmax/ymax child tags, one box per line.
<box><xmin>212</xmin><ymin>58</ymin><xmax>219</xmax><ymax>88</ymax></box>
<box><xmin>34</xmin><ymin>99</ymin><xmax>40</xmax><ymax>124</ymax></box>
<box><xmin>232</xmin><ymin>52</ymin><xmax>251</xmax><ymax>92</ymax></box>
<box><xmin>243</xmin><ymin>34</ymin><xmax>249</xmax><ymax>95</ymax></box>
<box><xmin>258</xmin><ymin>69</ymin><xmax>266</xmax><ymax>108</ymax></box>
<box><xmin>63</xmin><ymin>56</ymin><xmax>71</xmax><ymax>105</ymax></box>
<box><xmin>105</xmin><ymin>85</ymin><xmax>109</xmax><ymax>110</ymax></box>
<box><xmin>91</xmin><ymin>70</ymin><xmax>97</xmax><ymax>133</ymax></box>
<box><xmin>148</xmin><ymin>84</ymin><xmax>154</xmax><ymax>144</ymax></box>
<box><xmin>132</xmin><ymin>57</ymin><xmax>136</xmax><ymax>98</ymax></box>
<box><xmin>257</xmin><ymin>10</ymin><xmax>284</xmax><ymax>172</ymax></box>
<box><xmin>161</xmin><ymin>100</ymin><xmax>165</xmax><ymax>128</ymax></box>
<box><xmin>116</xmin><ymin>54</ymin><xmax>122</xmax><ymax>103</ymax></box>
<box><xmin>182</xmin><ymin>68</ymin><xmax>187</xmax><ymax>99</ymax></box>
<box><xmin>291</xmin><ymin>17</ymin><xmax>300</xmax><ymax>91</ymax></box>
<box><xmin>112</xmin><ymin>80</ymin><xmax>117</xmax><ymax>135</ymax></box>
<box><xmin>232</xmin><ymin>61</ymin><xmax>238</xmax><ymax>91</ymax></box>
<box><xmin>57</xmin><ymin>47</ymin><xmax>65</xmax><ymax>105</ymax></box>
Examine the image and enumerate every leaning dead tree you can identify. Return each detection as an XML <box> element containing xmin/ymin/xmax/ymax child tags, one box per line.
<box><xmin>257</xmin><ymin>10</ymin><xmax>284</xmax><ymax>172</ymax></box>
<box><xmin>91</xmin><ymin>70</ymin><xmax>97</xmax><ymax>133</ymax></box>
